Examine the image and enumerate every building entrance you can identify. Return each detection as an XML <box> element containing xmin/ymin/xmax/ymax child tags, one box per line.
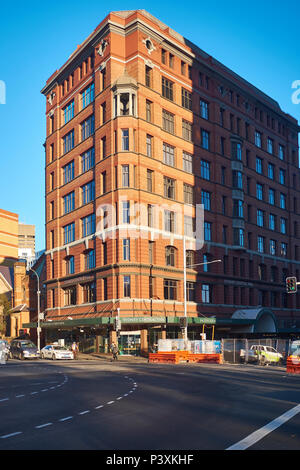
<box><xmin>119</xmin><ymin>331</ymin><xmax>141</xmax><ymax>356</ymax></box>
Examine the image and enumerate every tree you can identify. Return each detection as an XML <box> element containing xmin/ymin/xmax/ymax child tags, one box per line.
<box><xmin>0</xmin><ymin>294</ymin><xmax>11</xmax><ymax>337</ymax></box>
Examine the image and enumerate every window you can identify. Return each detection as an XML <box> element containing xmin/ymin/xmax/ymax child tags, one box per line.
<box><xmin>281</xmin><ymin>242</ymin><xmax>287</xmax><ymax>257</ymax></box>
<box><xmin>186</xmin><ymin>250</ymin><xmax>195</xmax><ymax>268</ymax></box>
<box><xmin>201</xmin><ymin>129</ymin><xmax>210</xmax><ymax>150</ymax></box>
<box><xmin>201</xmin><ymin>284</ymin><xmax>211</xmax><ymax>303</ymax></box>
<box><xmin>123</xmin><ymin>276</ymin><xmax>131</xmax><ymax>297</ymax></box>
<box><xmin>161</xmin><ymin>48</ymin><xmax>166</xmax><ymax>64</ymax></box>
<box><xmin>64</xmin><ymin>222</ymin><xmax>75</xmax><ymax>244</ymax></box>
<box><xmin>145</xmin><ymin>66</ymin><xmax>152</xmax><ymax>87</ymax></box>
<box><xmin>63</xmin><ymin>130</ymin><xmax>74</xmax><ymax>154</ymax></box>
<box><xmin>184</xmin><ymin>183</ymin><xmax>194</xmax><ymax>204</ymax></box>
<box><xmin>257</xmin><ymin>236</ymin><xmax>265</xmax><ymax>253</ymax></box>
<box><xmin>169</xmin><ymin>53</ymin><xmax>174</xmax><ymax>68</ymax></box>
<box><xmin>147</xmin><ymin>169</ymin><xmax>153</xmax><ymax>192</ymax></box>
<box><xmin>164</xmin><ymin>279</ymin><xmax>177</xmax><ymax>300</ymax></box>
<box><xmin>186</xmin><ymin>282</ymin><xmax>195</xmax><ymax>301</ymax></box>
<box><xmin>200</xmin><ymin>100</ymin><xmax>209</xmax><ymax>120</ymax></box>
<box><xmin>81</xmin><ymin>114</ymin><xmax>94</xmax><ymax>140</ymax></box>
<box><xmin>256</xmin><ymin>183</ymin><xmax>263</xmax><ymax>200</ymax></box>
<box><xmin>63</xmin><ymin>101</ymin><xmax>74</xmax><ymax>124</ymax></box>
<box><xmin>81</xmin><ymin>83</ymin><xmax>94</xmax><ymax>109</ymax></box>
<box><xmin>270</xmin><ymin>240</ymin><xmax>276</xmax><ymax>256</ymax></box>
<box><xmin>232</xmin><ymin>142</ymin><xmax>242</xmax><ymax>161</ymax></box>
<box><xmin>122</xmin><ymin>201</ymin><xmax>130</xmax><ymax>223</ymax></box>
<box><xmin>164</xmin><ymin>210</ymin><xmax>175</xmax><ymax>233</ymax></box>
<box><xmin>280</xmin><ymin>193</ymin><xmax>286</xmax><ymax>210</ymax></box>
<box><xmin>279</xmin><ymin>145</ymin><xmax>285</xmax><ymax>160</ymax></box>
<box><xmin>163</xmin><ymin>143</ymin><xmax>175</xmax><ymax>167</ymax></box>
<box><xmin>279</xmin><ymin>169</ymin><xmax>285</xmax><ymax>185</ymax></box>
<box><xmin>232</xmin><ymin>171</ymin><xmax>243</xmax><ymax>189</ymax></box>
<box><xmin>122</xmin><ymin>165</ymin><xmax>130</xmax><ymax>187</ymax></box>
<box><xmin>184</xmin><ymin>216</ymin><xmax>194</xmax><ymax>236</ymax></box>
<box><xmin>269</xmin><ymin>214</ymin><xmax>276</xmax><ymax>231</ymax></box>
<box><xmin>257</xmin><ymin>209</ymin><xmax>264</xmax><ymax>227</ymax></box>
<box><xmin>66</xmin><ymin>256</ymin><xmax>75</xmax><ymax>275</ymax></box>
<box><xmin>182</xmin><ymin>88</ymin><xmax>192</xmax><ymax>110</ymax></box>
<box><xmin>183</xmin><ymin>152</ymin><xmax>193</xmax><ymax>173</ymax></box>
<box><xmin>234</xmin><ymin>228</ymin><xmax>244</xmax><ymax>247</ymax></box>
<box><xmin>280</xmin><ymin>217</ymin><xmax>287</xmax><ymax>234</ymax></box>
<box><xmin>146</xmin><ymin>100</ymin><xmax>152</xmax><ymax>122</ymax></box>
<box><xmin>165</xmin><ymin>246</ymin><xmax>176</xmax><ymax>266</ymax></box>
<box><xmin>256</xmin><ymin>157</ymin><xmax>263</xmax><ymax>174</ymax></box>
<box><xmin>82</xmin><ymin>282</ymin><xmax>96</xmax><ymax>303</ymax></box>
<box><xmin>255</xmin><ymin>131</ymin><xmax>262</xmax><ymax>148</ymax></box>
<box><xmin>267</xmin><ymin>138</ymin><xmax>273</xmax><ymax>154</ymax></box>
<box><xmin>82</xmin><ymin>214</ymin><xmax>95</xmax><ymax>237</ymax></box>
<box><xmin>63</xmin><ymin>191</ymin><xmax>75</xmax><ymax>214</ymax></box>
<box><xmin>146</xmin><ymin>134</ymin><xmax>153</xmax><ymax>158</ymax></box>
<box><xmin>148</xmin><ymin>205</ymin><xmax>154</xmax><ymax>227</ymax></box>
<box><xmin>81</xmin><ymin>181</ymin><xmax>95</xmax><ymax>205</ymax></box>
<box><xmin>269</xmin><ymin>188</ymin><xmax>275</xmax><ymax>205</ymax></box>
<box><xmin>204</xmin><ymin>222</ymin><xmax>211</xmax><ymax>241</ymax></box>
<box><xmin>201</xmin><ymin>160</ymin><xmax>210</xmax><ymax>180</ymax></box>
<box><xmin>201</xmin><ymin>190</ymin><xmax>211</xmax><ymax>211</ymax></box>
<box><xmin>63</xmin><ymin>160</ymin><xmax>74</xmax><ymax>184</ymax></box>
<box><xmin>162</xmin><ymin>109</ymin><xmax>175</xmax><ymax>134</ymax></box>
<box><xmin>268</xmin><ymin>163</ymin><xmax>274</xmax><ymax>180</ymax></box>
<box><xmin>164</xmin><ymin>177</ymin><xmax>175</xmax><ymax>199</ymax></box>
<box><xmin>162</xmin><ymin>77</ymin><xmax>174</xmax><ymax>101</ymax></box>
<box><xmin>123</xmin><ymin>239</ymin><xmax>130</xmax><ymax>261</ymax></box>
<box><xmin>81</xmin><ymin>148</ymin><xmax>94</xmax><ymax>173</ymax></box>
<box><xmin>64</xmin><ymin>286</ymin><xmax>76</xmax><ymax>306</ymax></box>
<box><xmin>121</xmin><ymin>129</ymin><xmax>129</xmax><ymax>151</ymax></box>
<box><xmin>233</xmin><ymin>200</ymin><xmax>243</xmax><ymax>218</ymax></box>
<box><xmin>85</xmin><ymin>249</ymin><xmax>95</xmax><ymax>270</ymax></box>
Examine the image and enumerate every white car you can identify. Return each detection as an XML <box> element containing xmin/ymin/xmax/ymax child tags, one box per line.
<box><xmin>40</xmin><ymin>345</ymin><xmax>74</xmax><ymax>360</ymax></box>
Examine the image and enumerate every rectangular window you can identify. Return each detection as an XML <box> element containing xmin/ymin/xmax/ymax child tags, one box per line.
<box><xmin>63</xmin><ymin>160</ymin><xmax>74</xmax><ymax>184</ymax></box>
<box><xmin>201</xmin><ymin>284</ymin><xmax>211</xmax><ymax>303</ymax></box>
<box><xmin>66</xmin><ymin>256</ymin><xmax>75</xmax><ymax>275</ymax></box>
<box><xmin>268</xmin><ymin>163</ymin><xmax>274</xmax><ymax>180</ymax></box>
<box><xmin>81</xmin><ymin>148</ymin><xmax>94</xmax><ymax>173</ymax></box>
<box><xmin>82</xmin><ymin>282</ymin><xmax>96</xmax><ymax>303</ymax></box>
<box><xmin>182</xmin><ymin>120</ymin><xmax>192</xmax><ymax>141</ymax></box>
<box><xmin>184</xmin><ymin>216</ymin><xmax>194</xmax><ymax>236</ymax></box>
<box><xmin>279</xmin><ymin>169</ymin><xmax>285</xmax><ymax>185</ymax></box>
<box><xmin>267</xmin><ymin>138</ymin><xmax>273</xmax><ymax>154</ymax></box>
<box><xmin>201</xmin><ymin>190</ymin><xmax>211</xmax><ymax>211</ymax></box>
<box><xmin>146</xmin><ymin>135</ymin><xmax>153</xmax><ymax>157</ymax></box>
<box><xmin>122</xmin><ymin>165</ymin><xmax>130</xmax><ymax>187</ymax></box>
<box><xmin>257</xmin><ymin>209</ymin><xmax>264</xmax><ymax>227</ymax></box>
<box><xmin>122</xmin><ymin>201</ymin><xmax>130</xmax><ymax>223</ymax></box>
<box><xmin>81</xmin><ymin>115</ymin><xmax>94</xmax><ymax>140</ymax></box>
<box><xmin>200</xmin><ymin>100</ymin><xmax>209</xmax><ymax>120</ymax></box>
<box><xmin>186</xmin><ymin>282</ymin><xmax>195</xmax><ymax>302</ymax></box>
<box><xmin>162</xmin><ymin>77</ymin><xmax>174</xmax><ymax>101</ymax></box>
<box><xmin>64</xmin><ymin>222</ymin><xmax>75</xmax><ymax>244</ymax></box>
<box><xmin>82</xmin><ymin>214</ymin><xmax>95</xmax><ymax>237</ymax></box>
<box><xmin>270</xmin><ymin>239</ymin><xmax>276</xmax><ymax>256</ymax></box>
<box><xmin>122</xmin><ymin>129</ymin><xmax>129</xmax><ymax>151</ymax></box>
<box><xmin>164</xmin><ymin>210</ymin><xmax>175</xmax><ymax>233</ymax></box>
<box><xmin>257</xmin><ymin>236</ymin><xmax>265</xmax><ymax>253</ymax></box>
<box><xmin>256</xmin><ymin>183</ymin><xmax>263</xmax><ymax>200</ymax></box>
<box><xmin>269</xmin><ymin>214</ymin><xmax>276</xmax><ymax>231</ymax></box>
<box><xmin>123</xmin><ymin>276</ymin><xmax>131</xmax><ymax>297</ymax></box>
<box><xmin>63</xmin><ymin>101</ymin><xmax>74</xmax><ymax>124</ymax></box>
<box><xmin>164</xmin><ymin>279</ymin><xmax>177</xmax><ymax>300</ymax></box>
<box><xmin>85</xmin><ymin>250</ymin><xmax>95</xmax><ymax>270</ymax></box>
<box><xmin>232</xmin><ymin>171</ymin><xmax>243</xmax><ymax>189</ymax></box>
<box><xmin>280</xmin><ymin>193</ymin><xmax>286</xmax><ymax>210</ymax></box>
<box><xmin>183</xmin><ymin>152</ymin><xmax>193</xmax><ymax>173</ymax></box>
<box><xmin>279</xmin><ymin>145</ymin><xmax>285</xmax><ymax>160</ymax></box>
<box><xmin>81</xmin><ymin>83</ymin><xmax>95</xmax><ymax>109</ymax></box>
<box><xmin>82</xmin><ymin>181</ymin><xmax>95</xmax><ymax>205</ymax></box>
<box><xmin>269</xmin><ymin>188</ymin><xmax>275</xmax><ymax>205</ymax></box>
<box><xmin>147</xmin><ymin>169</ymin><xmax>153</xmax><ymax>192</ymax></box>
<box><xmin>255</xmin><ymin>131</ymin><xmax>262</xmax><ymax>148</ymax></box>
<box><xmin>201</xmin><ymin>160</ymin><xmax>210</xmax><ymax>180</ymax></box>
<box><xmin>204</xmin><ymin>222</ymin><xmax>211</xmax><ymax>241</ymax></box>
<box><xmin>64</xmin><ymin>286</ymin><xmax>76</xmax><ymax>306</ymax></box>
<box><xmin>163</xmin><ymin>143</ymin><xmax>175</xmax><ymax>167</ymax></box>
<box><xmin>184</xmin><ymin>184</ymin><xmax>194</xmax><ymax>204</ymax></box>
<box><xmin>63</xmin><ymin>191</ymin><xmax>75</xmax><ymax>214</ymax></box>
<box><xmin>280</xmin><ymin>217</ymin><xmax>287</xmax><ymax>234</ymax></box>
<box><xmin>123</xmin><ymin>239</ymin><xmax>130</xmax><ymax>261</ymax></box>
<box><xmin>162</xmin><ymin>109</ymin><xmax>175</xmax><ymax>134</ymax></box>
<box><xmin>182</xmin><ymin>88</ymin><xmax>192</xmax><ymax>110</ymax></box>
<box><xmin>146</xmin><ymin>100</ymin><xmax>152</xmax><ymax>122</ymax></box>
<box><xmin>63</xmin><ymin>130</ymin><xmax>74</xmax><ymax>154</ymax></box>
<box><xmin>145</xmin><ymin>66</ymin><xmax>152</xmax><ymax>87</ymax></box>
<box><xmin>201</xmin><ymin>129</ymin><xmax>210</xmax><ymax>150</ymax></box>
<box><xmin>164</xmin><ymin>176</ymin><xmax>176</xmax><ymax>199</ymax></box>
<box><xmin>256</xmin><ymin>157</ymin><xmax>263</xmax><ymax>174</ymax></box>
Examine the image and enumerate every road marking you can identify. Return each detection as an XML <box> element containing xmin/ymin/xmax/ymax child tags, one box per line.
<box><xmin>15</xmin><ymin>394</ymin><xmax>25</xmax><ymax>398</ymax></box>
<box><xmin>95</xmin><ymin>405</ymin><xmax>103</xmax><ymax>409</ymax></box>
<box><xmin>117</xmin><ymin>397</ymin><xmax>122</xmax><ymax>400</ymax></box>
<box><xmin>0</xmin><ymin>398</ymin><xmax>9</xmax><ymax>402</ymax></box>
<box><xmin>59</xmin><ymin>416</ymin><xmax>73</xmax><ymax>422</ymax></box>
<box><xmin>41</xmin><ymin>389</ymin><xmax>48</xmax><ymax>392</ymax></box>
<box><xmin>78</xmin><ymin>410</ymin><xmax>90</xmax><ymax>415</ymax></box>
<box><xmin>0</xmin><ymin>432</ymin><xmax>22</xmax><ymax>439</ymax></box>
<box><xmin>30</xmin><ymin>391</ymin><xmax>38</xmax><ymax>395</ymax></box>
<box><xmin>35</xmin><ymin>423</ymin><xmax>53</xmax><ymax>429</ymax></box>
<box><xmin>226</xmin><ymin>404</ymin><xmax>300</xmax><ymax>450</ymax></box>
<box><xmin>107</xmin><ymin>401</ymin><xmax>114</xmax><ymax>405</ymax></box>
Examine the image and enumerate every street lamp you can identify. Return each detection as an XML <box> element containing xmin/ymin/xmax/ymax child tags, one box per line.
<box><xmin>29</xmin><ymin>268</ymin><xmax>41</xmax><ymax>351</ymax></box>
<box><xmin>183</xmin><ymin>237</ymin><xmax>222</xmax><ymax>341</ymax></box>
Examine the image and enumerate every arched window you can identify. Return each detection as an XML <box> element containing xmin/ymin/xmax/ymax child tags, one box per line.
<box><xmin>165</xmin><ymin>246</ymin><xmax>176</xmax><ymax>267</ymax></box>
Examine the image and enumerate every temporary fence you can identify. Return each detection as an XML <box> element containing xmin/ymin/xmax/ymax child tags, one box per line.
<box><xmin>148</xmin><ymin>339</ymin><xmax>222</xmax><ymax>364</ymax></box>
<box><xmin>222</xmin><ymin>338</ymin><xmax>292</xmax><ymax>365</ymax></box>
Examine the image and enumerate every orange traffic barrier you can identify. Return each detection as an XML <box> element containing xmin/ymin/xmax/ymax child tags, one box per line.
<box><xmin>148</xmin><ymin>351</ymin><xmax>222</xmax><ymax>365</ymax></box>
<box><xmin>286</xmin><ymin>356</ymin><xmax>300</xmax><ymax>374</ymax></box>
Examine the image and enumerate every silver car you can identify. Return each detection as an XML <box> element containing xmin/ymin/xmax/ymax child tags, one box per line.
<box><xmin>40</xmin><ymin>344</ymin><xmax>74</xmax><ymax>360</ymax></box>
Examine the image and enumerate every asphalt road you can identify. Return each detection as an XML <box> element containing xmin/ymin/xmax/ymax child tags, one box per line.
<box><xmin>0</xmin><ymin>358</ymin><xmax>300</xmax><ymax>451</ymax></box>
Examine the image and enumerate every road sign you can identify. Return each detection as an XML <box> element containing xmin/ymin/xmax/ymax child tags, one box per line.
<box><xmin>286</xmin><ymin>277</ymin><xmax>297</xmax><ymax>294</ymax></box>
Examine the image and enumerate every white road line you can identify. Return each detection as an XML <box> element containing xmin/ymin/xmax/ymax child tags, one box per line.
<box><xmin>78</xmin><ymin>410</ymin><xmax>90</xmax><ymax>415</ymax></box>
<box><xmin>226</xmin><ymin>404</ymin><xmax>300</xmax><ymax>450</ymax></box>
<box><xmin>59</xmin><ymin>416</ymin><xmax>73</xmax><ymax>422</ymax></box>
<box><xmin>35</xmin><ymin>423</ymin><xmax>53</xmax><ymax>429</ymax></box>
<box><xmin>41</xmin><ymin>389</ymin><xmax>48</xmax><ymax>392</ymax></box>
<box><xmin>95</xmin><ymin>405</ymin><xmax>103</xmax><ymax>409</ymax></box>
<box><xmin>0</xmin><ymin>398</ymin><xmax>9</xmax><ymax>402</ymax></box>
<box><xmin>117</xmin><ymin>397</ymin><xmax>122</xmax><ymax>400</ymax></box>
<box><xmin>0</xmin><ymin>432</ymin><xmax>22</xmax><ymax>439</ymax></box>
<box><xmin>15</xmin><ymin>395</ymin><xmax>25</xmax><ymax>398</ymax></box>
<box><xmin>30</xmin><ymin>391</ymin><xmax>38</xmax><ymax>395</ymax></box>
<box><xmin>107</xmin><ymin>401</ymin><xmax>114</xmax><ymax>405</ymax></box>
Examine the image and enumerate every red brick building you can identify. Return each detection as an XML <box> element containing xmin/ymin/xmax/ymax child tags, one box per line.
<box><xmin>40</xmin><ymin>10</ymin><xmax>300</xmax><ymax>353</ymax></box>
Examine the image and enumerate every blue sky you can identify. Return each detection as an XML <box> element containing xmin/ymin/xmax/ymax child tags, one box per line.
<box><xmin>0</xmin><ymin>0</ymin><xmax>299</xmax><ymax>251</ymax></box>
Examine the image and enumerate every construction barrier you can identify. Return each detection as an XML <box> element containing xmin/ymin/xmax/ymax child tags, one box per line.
<box><xmin>148</xmin><ymin>351</ymin><xmax>222</xmax><ymax>364</ymax></box>
<box><xmin>286</xmin><ymin>356</ymin><xmax>300</xmax><ymax>374</ymax></box>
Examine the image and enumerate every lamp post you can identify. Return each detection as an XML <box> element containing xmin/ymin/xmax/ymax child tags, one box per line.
<box><xmin>29</xmin><ymin>268</ymin><xmax>41</xmax><ymax>351</ymax></box>
<box><xmin>183</xmin><ymin>236</ymin><xmax>222</xmax><ymax>341</ymax></box>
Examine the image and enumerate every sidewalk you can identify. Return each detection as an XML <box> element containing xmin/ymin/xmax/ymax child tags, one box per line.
<box><xmin>77</xmin><ymin>352</ymin><xmax>148</xmax><ymax>363</ymax></box>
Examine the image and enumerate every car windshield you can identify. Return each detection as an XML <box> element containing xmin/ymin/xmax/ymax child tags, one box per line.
<box><xmin>20</xmin><ymin>341</ymin><xmax>36</xmax><ymax>349</ymax></box>
<box><xmin>53</xmin><ymin>346</ymin><xmax>68</xmax><ymax>351</ymax></box>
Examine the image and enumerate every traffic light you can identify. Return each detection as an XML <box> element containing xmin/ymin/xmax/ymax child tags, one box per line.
<box><xmin>286</xmin><ymin>277</ymin><xmax>297</xmax><ymax>294</ymax></box>
<box><xmin>179</xmin><ymin>317</ymin><xmax>188</xmax><ymax>329</ymax></box>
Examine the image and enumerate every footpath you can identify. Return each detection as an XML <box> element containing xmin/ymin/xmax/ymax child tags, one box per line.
<box><xmin>77</xmin><ymin>352</ymin><xmax>148</xmax><ymax>363</ymax></box>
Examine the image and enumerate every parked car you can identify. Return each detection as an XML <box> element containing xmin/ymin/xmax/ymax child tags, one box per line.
<box><xmin>9</xmin><ymin>339</ymin><xmax>39</xmax><ymax>360</ymax></box>
<box><xmin>240</xmin><ymin>345</ymin><xmax>283</xmax><ymax>365</ymax></box>
<box><xmin>40</xmin><ymin>344</ymin><xmax>74</xmax><ymax>360</ymax></box>
<box><xmin>0</xmin><ymin>340</ymin><xmax>10</xmax><ymax>361</ymax></box>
